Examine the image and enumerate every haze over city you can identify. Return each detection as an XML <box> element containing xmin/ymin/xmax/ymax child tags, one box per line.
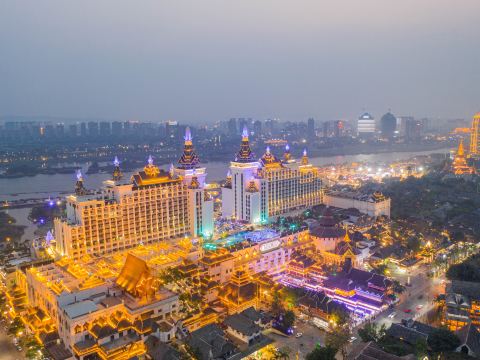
<box><xmin>1</xmin><ymin>0</ymin><xmax>480</xmax><ymax>123</ymax></box>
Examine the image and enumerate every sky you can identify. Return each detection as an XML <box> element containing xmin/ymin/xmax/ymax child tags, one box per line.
<box><xmin>1</xmin><ymin>0</ymin><xmax>479</xmax><ymax>124</ymax></box>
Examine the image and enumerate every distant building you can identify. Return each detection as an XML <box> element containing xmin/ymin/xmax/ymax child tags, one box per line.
<box><xmin>404</xmin><ymin>118</ymin><xmax>422</xmax><ymax>142</ymax></box>
<box><xmin>307</xmin><ymin>118</ymin><xmax>315</xmax><ymax>139</ymax></box>
<box><xmin>357</xmin><ymin>113</ymin><xmax>375</xmax><ymax>138</ymax></box>
<box><xmin>380</xmin><ymin>112</ymin><xmax>397</xmax><ymax>138</ymax></box>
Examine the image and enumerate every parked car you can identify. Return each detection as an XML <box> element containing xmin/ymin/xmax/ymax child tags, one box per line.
<box><xmin>295</xmin><ymin>333</ymin><xmax>303</xmax><ymax>338</ymax></box>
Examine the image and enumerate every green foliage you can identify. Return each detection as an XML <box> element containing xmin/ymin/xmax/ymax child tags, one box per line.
<box><xmin>282</xmin><ymin>310</ymin><xmax>296</xmax><ymax>329</ymax></box>
<box><xmin>358</xmin><ymin>322</ymin><xmax>386</xmax><ymax>343</ymax></box>
<box><xmin>305</xmin><ymin>344</ymin><xmax>337</xmax><ymax>360</ymax></box>
<box><xmin>326</xmin><ymin>326</ymin><xmax>350</xmax><ymax>359</ymax></box>
<box><xmin>330</xmin><ymin>306</ymin><xmax>350</xmax><ymax>326</ymax></box>
<box><xmin>447</xmin><ymin>253</ymin><xmax>480</xmax><ymax>283</ymax></box>
<box><xmin>427</xmin><ymin>328</ymin><xmax>461</xmax><ymax>353</ymax></box>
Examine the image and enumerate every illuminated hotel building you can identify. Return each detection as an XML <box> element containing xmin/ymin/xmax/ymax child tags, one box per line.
<box><xmin>221</xmin><ymin>127</ymin><xmax>323</xmax><ymax>223</ymax></box>
<box><xmin>54</xmin><ymin>128</ymin><xmax>213</xmax><ymax>259</ymax></box>
<box><xmin>470</xmin><ymin>112</ymin><xmax>480</xmax><ymax>157</ymax></box>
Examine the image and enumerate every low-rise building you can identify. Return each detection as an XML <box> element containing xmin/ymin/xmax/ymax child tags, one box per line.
<box><xmin>323</xmin><ymin>190</ymin><xmax>391</xmax><ymax>218</ymax></box>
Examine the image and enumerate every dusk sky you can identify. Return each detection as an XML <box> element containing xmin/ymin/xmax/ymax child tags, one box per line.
<box><xmin>1</xmin><ymin>0</ymin><xmax>479</xmax><ymax>123</ymax></box>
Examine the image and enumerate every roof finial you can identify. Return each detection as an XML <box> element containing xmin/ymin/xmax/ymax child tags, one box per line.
<box><xmin>285</xmin><ymin>143</ymin><xmax>290</xmax><ymax>152</ymax></box>
<box><xmin>113</xmin><ymin>156</ymin><xmax>120</xmax><ymax>167</ymax></box>
<box><xmin>148</xmin><ymin>155</ymin><xmax>154</xmax><ymax>166</ymax></box>
<box><xmin>169</xmin><ymin>163</ymin><xmax>175</xmax><ymax>178</ymax></box>
<box><xmin>76</xmin><ymin>169</ymin><xmax>83</xmax><ymax>182</ymax></box>
<box><xmin>266</xmin><ymin>146</ymin><xmax>271</xmax><ymax>154</ymax></box>
<box><xmin>242</xmin><ymin>126</ymin><xmax>249</xmax><ymax>139</ymax></box>
<box><xmin>184</xmin><ymin>127</ymin><xmax>192</xmax><ymax>143</ymax></box>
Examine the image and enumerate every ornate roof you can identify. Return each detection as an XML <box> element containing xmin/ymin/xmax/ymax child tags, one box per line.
<box><xmin>132</xmin><ymin>156</ymin><xmax>180</xmax><ymax>187</ymax></box>
<box><xmin>75</xmin><ymin>170</ymin><xmax>87</xmax><ymax>195</ymax></box>
<box><xmin>235</xmin><ymin>126</ymin><xmax>255</xmax><ymax>163</ymax></box>
<box><xmin>260</xmin><ymin>146</ymin><xmax>282</xmax><ymax>167</ymax></box>
<box><xmin>177</xmin><ymin>127</ymin><xmax>200</xmax><ymax>170</ymax></box>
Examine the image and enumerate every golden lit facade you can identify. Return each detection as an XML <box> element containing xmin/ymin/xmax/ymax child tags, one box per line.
<box><xmin>54</xmin><ymin>158</ymin><xmax>190</xmax><ymax>259</ymax></box>
<box><xmin>22</xmin><ymin>255</ymin><xmax>179</xmax><ymax>360</ymax></box>
<box><xmin>222</xmin><ymin>131</ymin><xmax>323</xmax><ymax>223</ymax></box>
<box><xmin>469</xmin><ymin>112</ymin><xmax>480</xmax><ymax>156</ymax></box>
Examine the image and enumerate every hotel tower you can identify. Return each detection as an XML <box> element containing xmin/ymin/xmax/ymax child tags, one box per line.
<box><xmin>54</xmin><ymin>128</ymin><xmax>213</xmax><ymax>259</ymax></box>
<box><xmin>221</xmin><ymin>127</ymin><xmax>323</xmax><ymax>223</ymax></box>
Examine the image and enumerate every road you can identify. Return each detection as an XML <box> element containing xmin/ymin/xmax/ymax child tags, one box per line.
<box><xmin>268</xmin><ymin>320</ymin><xmax>327</xmax><ymax>359</ymax></box>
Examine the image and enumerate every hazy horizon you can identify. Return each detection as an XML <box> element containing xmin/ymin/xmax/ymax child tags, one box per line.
<box><xmin>1</xmin><ymin>0</ymin><xmax>479</xmax><ymax>124</ymax></box>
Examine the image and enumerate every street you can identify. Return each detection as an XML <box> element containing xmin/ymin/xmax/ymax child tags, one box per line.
<box><xmin>269</xmin><ymin>320</ymin><xmax>327</xmax><ymax>359</ymax></box>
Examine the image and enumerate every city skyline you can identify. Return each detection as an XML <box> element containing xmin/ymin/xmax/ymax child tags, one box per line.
<box><xmin>1</xmin><ymin>0</ymin><xmax>480</xmax><ymax>123</ymax></box>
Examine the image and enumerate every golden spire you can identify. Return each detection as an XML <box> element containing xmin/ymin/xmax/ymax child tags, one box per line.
<box><xmin>301</xmin><ymin>148</ymin><xmax>309</xmax><ymax>165</ymax></box>
<box><xmin>343</xmin><ymin>226</ymin><xmax>351</xmax><ymax>243</ymax></box>
<box><xmin>112</xmin><ymin>156</ymin><xmax>122</xmax><ymax>181</ymax></box>
<box><xmin>283</xmin><ymin>143</ymin><xmax>291</xmax><ymax>162</ymax></box>
<box><xmin>144</xmin><ymin>155</ymin><xmax>160</xmax><ymax>178</ymax></box>
<box><xmin>457</xmin><ymin>138</ymin><xmax>465</xmax><ymax>157</ymax></box>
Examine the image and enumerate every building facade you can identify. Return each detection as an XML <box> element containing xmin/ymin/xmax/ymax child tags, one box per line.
<box><xmin>357</xmin><ymin>113</ymin><xmax>375</xmax><ymax>138</ymax></box>
<box><xmin>323</xmin><ymin>191</ymin><xmax>391</xmax><ymax>218</ymax></box>
<box><xmin>470</xmin><ymin>113</ymin><xmax>480</xmax><ymax>157</ymax></box>
<box><xmin>221</xmin><ymin>128</ymin><xmax>323</xmax><ymax>223</ymax></box>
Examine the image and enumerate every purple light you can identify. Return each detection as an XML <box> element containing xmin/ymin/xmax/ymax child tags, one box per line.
<box><xmin>39</xmin><ymin>218</ymin><xmax>45</xmax><ymax>224</ymax></box>
<box><xmin>285</xmin><ymin>143</ymin><xmax>290</xmax><ymax>151</ymax></box>
<box><xmin>76</xmin><ymin>169</ymin><xmax>83</xmax><ymax>181</ymax></box>
<box><xmin>303</xmin><ymin>148</ymin><xmax>307</xmax><ymax>156</ymax></box>
<box><xmin>184</xmin><ymin>127</ymin><xmax>192</xmax><ymax>142</ymax></box>
<box><xmin>266</xmin><ymin>146</ymin><xmax>271</xmax><ymax>154</ymax></box>
<box><xmin>113</xmin><ymin>156</ymin><xmax>120</xmax><ymax>167</ymax></box>
<box><xmin>147</xmin><ymin>155</ymin><xmax>154</xmax><ymax>165</ymax></box>
<box><xmin>242</xmin><ymin>126</ymin><xmax>249</xmax><ymax>138</ymax></box>
<box><xmin>48</xmin><ymin>200</ymin><xmax>54</xmax><ymax>207</ymax></box>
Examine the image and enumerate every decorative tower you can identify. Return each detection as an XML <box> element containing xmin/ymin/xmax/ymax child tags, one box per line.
<box><xmin>235</xmin><ymin>126</ymin><xmax>255</xmax><ymax>162</ymax></box>
<box><xmin>45</xmin><ymin>230</ymin><xmax>54</xmax><ymax>247</ymax></box>
<box><xmin>301</xmin><ymin>148</ymin><xmax>309</xmax><ymax>165</ymax></box>
<box><xmin>452</xmin><ymin>139</ymin><xmax>475</xmax><ymax>175</ymax></box>
<box><xmin>75</xmin><ymin>169</ymin><xmax>87</xmax><ymax>195</ymax></box>
<box><xmin>175</xmin><ymin>127</ymin><xmax>214</xmax><ymax>238</ymax></box>
<box><xmin>177</xmin><ymin>127</ymin><xmax>200</xmax><ymax>170</ymax></box>
<box><xmin>144</xmin><ymin>155</ymin><xmax>160</xmax><ymax>178</ymax></box>
<box><xmin>283</xmin><ymin>143</ymin><xmax>292</xmax><ymax>162</ymax></box>
<box><xmin>222</xmin><ymin>126</ymin><xmax>261</xmax><ymax>221</ymax></box>
<box><xmin>112</xmin><ymin>156</ymin><xmax>122</xmax><ymax>181</ymax></box>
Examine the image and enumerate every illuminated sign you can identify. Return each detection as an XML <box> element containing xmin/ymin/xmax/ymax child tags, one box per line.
<box><xmin>260</xmin><ymin>240</ymin><xmax>281</xmax><ymax>253</ymax></box>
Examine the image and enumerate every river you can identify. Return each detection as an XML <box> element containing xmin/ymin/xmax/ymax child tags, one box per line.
<box><xmin>1</xmin><ymin>147</ymin><xmax>453</xmax><ymax>242</ymax></box>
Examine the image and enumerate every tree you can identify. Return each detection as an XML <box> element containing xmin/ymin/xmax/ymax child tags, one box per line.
<box><xmin>305</xmin><ymin>345</ymin><xmax>337</xmax><ymax>360</ymax></box>
<box><xmin>330</xmin><ymin>306</ymin><xmax>350</xmax><ymax>327</ymax></box>
<box><xmin>427</xmin><ymin>328</ymin><xmax>461</xmax><ymax>353</ymax></box>
<box><xmin>407</xmin><ymin>236</ymin><xmax>421</xmax><ymax>252</ymax></box>
<box><xmin>358</xmin><ymin>322</ymin><xmax>386</xmax><ymax>343</ymax></box>
<box><xmin>275</xmin><ymin>346</ymin><xmax>291</xmax><ymax>360</ymax></box>
<box><xmin>326</xmin><ymin>327</ymin><xmax>350</xmax><ymax>359</ymax></box>
<box><xmin>415</xmin><ymin>338</ymin><xmax>428</xmax><ymax>358</ymax></box>
<box><xmin>282</xmin><ymin>310</ymin><xmax>296</xmax><ymax>329</ymax></box>
<box><xmin>392</xmin><ymin>280</ymin><xmax>405</xmax><ymax>294</ymax></box>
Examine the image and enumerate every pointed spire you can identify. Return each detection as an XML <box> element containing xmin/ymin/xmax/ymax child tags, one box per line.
<box><xmin>242</xmin><ymin>125</ymin><xmax>249</xmax><ymax>139</ymax></box>
<box><xmin>169</xmin><ymin>163</ymin><xmax>175</xmax><ymax>178</ymax></box>
<box><xmin>344</xmin><ymin>225</ymin><xmax>351</xmax><ymax>243</ymax></box>
<box><xmin>45</xmin><ymin>230</ymin><xmax>54</xmax><ymax>246</ymax></box>
<box><xmin>266</xmin><ymin>146</ymin><xmax>271</xmax><ymax>154</ymax></box>
<box><xmin>235</xmin><ymin>126</ymin><xmax>255</xmax><ymax>163</ymax></box>
<box><xmin>224</xmin><ymin>170</ymin><xmax>232</xmax><ymax>188</ymax></box>
<box><xmin>184</xmin><ymin>127</ymin><xmax>192</xmax><ymax>143</ymax></box>
<box><xmin>113</xmin><ymin>156</ymin><xmax>122</xmax><ymax>181</ymax></box>
<box><xmin>178</xmin><ymin>127</ymin><xmax>199</xmax><ymax>169</ymax></box>
<box><xmin>283</xmin><ymin>143</ymin><xmax>291</xmax><ymax>162</ymax></box>
<box><xmin>144</xmin><ymin>155</ymin><xmax>160</xmax><ymax>177</ymax></box>
<box><xmin>75</xmin><ymin>169</ymin><xmax>87</xmax><ymax>195</ymax></box>
<box><xmin>301</xmin><ymin>148</ymin><xmax>309</xmax><ymax>165</ymax></box>
<box><xmin>457</xmin><ymin>138</ymin><xmax>465</xmax><ymax>157</ymax></box>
